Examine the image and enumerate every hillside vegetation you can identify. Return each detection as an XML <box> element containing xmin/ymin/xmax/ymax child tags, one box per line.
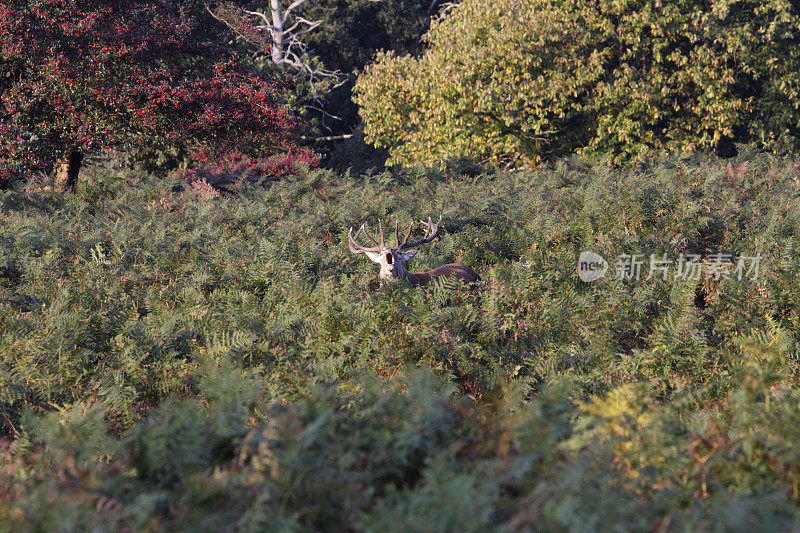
<box><xmin>3</xmin><ymin>152</ymin><xmax>800</xmax><ymax>529</ymax></box>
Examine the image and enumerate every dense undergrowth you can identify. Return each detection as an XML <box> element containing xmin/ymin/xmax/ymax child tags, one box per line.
<box><xmin>3</xmin><ymin>152</ymin><xmax>800</xmax><ymax>529</ymax></box>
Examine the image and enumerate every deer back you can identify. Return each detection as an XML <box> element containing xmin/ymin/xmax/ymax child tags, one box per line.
<box><xmin>410</xmin><ymin>263</ymin><xmax>481</xmax><ymax>287</ymax></box>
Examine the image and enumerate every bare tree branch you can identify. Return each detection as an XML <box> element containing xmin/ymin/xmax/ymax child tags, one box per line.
<box><xmin>299</xmin><ymin>133</ymin><xmax>354</xmax><ymax>142</ymax></box>
<box><xmin>243</xmin><ymin>8</ymin><xmax>273</xmax><ymax>28</ymax></box>
<box><xmin>281</xmin><ymin>0</ymin><xmax>310</xmax><ymax>24</ymax></box>
<box><xmin>285</xmin><ymin>17</ymin><xmax>322</xmax><ymax>35</ymax></box>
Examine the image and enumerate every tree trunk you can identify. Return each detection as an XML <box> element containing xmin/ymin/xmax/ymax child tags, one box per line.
<box><xmin>54</xmin><ymin>149</ymin><xmax>83</xmax><ymax>192</ymax></box>
<box><xmin>270</xmin><ymin>0</ymin><xmax>285</xmax><ymax>64</ymax></box>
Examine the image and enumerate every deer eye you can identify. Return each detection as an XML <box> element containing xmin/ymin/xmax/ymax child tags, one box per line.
<box><xmin>386</xmin><ymin>252</ymin><xmax>393</xmax><ymax>264</ymax></box>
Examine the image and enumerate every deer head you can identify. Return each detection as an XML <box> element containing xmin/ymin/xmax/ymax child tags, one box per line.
<box><xmin>348</xmin><ymin>216</ymin><xmax>442</xmax><ymax>283</ymax></box>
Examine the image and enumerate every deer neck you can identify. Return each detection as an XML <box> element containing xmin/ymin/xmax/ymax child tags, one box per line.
<box><xmin>397</xmin><ymin>265</ymin><xmax>431</xmax><ymax>286</ymax></box>
<box><xmin>391</xmin><ymin>261</ymin><xmax>410</xmax><ymax>280</ymax></box>
<box><xmin>389</xmin><ymin>262</ymin><xmax>424</xmax><ymax>286</ymax></box>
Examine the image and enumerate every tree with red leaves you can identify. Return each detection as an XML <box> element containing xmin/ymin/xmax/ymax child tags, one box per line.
<box><xmin>0</xmin><ymin>0</ymin><xmax>298</xmax><ymax>190</ymax></box>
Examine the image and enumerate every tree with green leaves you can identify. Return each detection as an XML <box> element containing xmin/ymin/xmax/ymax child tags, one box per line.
<box><xmin>355</xmin><ymin>0</ymin><xmax>800</xmax><ymax>167</ymax></box>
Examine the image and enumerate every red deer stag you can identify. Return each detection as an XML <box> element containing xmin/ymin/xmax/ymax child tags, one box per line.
<box><xmin>348</xmin><ymin>216</ymin><xmax>480</xmax><ymax>287</ymax></box>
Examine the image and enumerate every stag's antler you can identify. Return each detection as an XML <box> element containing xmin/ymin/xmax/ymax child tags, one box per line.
<box><xmin>399</xmin><ymin>216</ymin><xmax>441</xmax><ymax>249</ymax></box>
<box><xmin>348</xmin><ymin>220</ymin><xmax>386</xmax><ymax>254</ymax></box>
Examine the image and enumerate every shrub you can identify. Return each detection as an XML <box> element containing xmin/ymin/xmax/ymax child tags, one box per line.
<box><xmin>0</xmin><ymin>0</ymin><xmax>297</xmax><ymax>189</ymax></box>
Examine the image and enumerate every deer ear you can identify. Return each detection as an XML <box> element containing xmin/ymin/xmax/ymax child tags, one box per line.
<box><xmin>364</xmin><ymin>250</ymin><xmax>384</xmax><ymax>264</ymax></box>
<box><xmin>395</xmin><ymin>249</ymin><xmax>417</xmax><ymax>262</ymax></box>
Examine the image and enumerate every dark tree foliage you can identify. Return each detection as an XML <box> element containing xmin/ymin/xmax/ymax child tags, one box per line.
<box><xmin>288</xmin><ymin>0</ymin><xmax>439</xmax><ymax>137</ymax></box>
<box><xmin>299</xmin><ymin>0</ymin><xmax>434</xmax><ymax>75</ymax></box>
<box><xmin>0</xmin><ymin>0</ymin><xmax>297</xmax><ymax>189</ymax></box>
